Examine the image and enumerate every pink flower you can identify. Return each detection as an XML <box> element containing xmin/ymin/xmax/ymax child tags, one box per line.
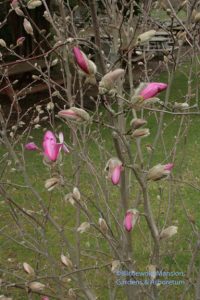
<box><xmin>41</xmin><ymin>297</ymin><xmax>49</xmax><ymax>300</ymax></box>
<box><xmin>43</xmin><ymin>131</ymin><xmax>64</xmax><ymax>161</ymax></box>
<box><xmin>25</xmin><ymin>142</ymin><xmax>38</xmax><ymax>151</ymax></box>
<box><xmin>111</xmin><ymin>165</ymin><xmax>123</xmax><ymax>185</ymax></box>
<box><xmin>124</xmin><ymin>209</ymin><xmax>139</xmax><ymax>232</ymax></box>
<box><xmin>25</xmin><ymin>131</ymin><xmax>69</xmax><ymax>161</ymax></box>
<box><xmin>73</xmin><ymin>47</ymin><xmax>96</xmax><ymax>75</ymax></box>
<box><xmin>140</xmin><ymin>82</ymin><xmax>167</xmax><ymax>100</ymax></box>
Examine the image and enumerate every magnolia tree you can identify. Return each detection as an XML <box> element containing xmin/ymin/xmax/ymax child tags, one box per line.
<box><xmin>0</xmin><ymin>0</ymin><xmax>200</xmax><ymax>299</ymax></box>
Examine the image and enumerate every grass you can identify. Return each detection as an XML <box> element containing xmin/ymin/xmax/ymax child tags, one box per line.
<box><xmin>0</xmin><ymin>62</ymin><xmax>200</xmax><ymax>299</ymax></box>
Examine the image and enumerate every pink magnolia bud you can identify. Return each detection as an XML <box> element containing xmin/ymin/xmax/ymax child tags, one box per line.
<box><xmin>23</xmin><ymin>18</ymin><xmax>34</xmax><ymax>36</ymax></box>
<box><xmin>111</xmin><ymin>165</ymin><xmax>123</xmax><ymax>185</ymax></box>
<box><xmin>99</xmin><ymin>69</ymin><xmax>125</xmax><ymax>94</ymax></box>
<box><xmin>130</xmin><ymin>118</ymin><xmax>147</xmax><ymax>129</ymax></box>
<box><xmin>124</xmin><ymin>209</ymin><xmax>139</xmax><ymax>232</ymax></box>
<box><xmin>11</xmin><ymin>0</ymin><xmax>19</xmax><ymax>9</ymax></box>
<box><xmin>105</xmin><ymin>158</ymin><xmax>123</xmax><ymax>185</ymax></box>
<box><xmin>16</xmin><ymin>36</ymin><xmax>25</xmax><ymax>46</ymax></box>
<box><xmin>25</xmin><ymin>142</ymin><xmax>38</xmax><ymax>151</ymax></box>
<box><xmin>140</xmin><ymin>82</ymin><xmax>167</xmax><ymax>100</ymax></box>
<box><xmin>41</xmin><ymin>297</ymin><xmax>49</xmax><ymax>300</ymax></box>
<box><xmin>147</xmin><ymin>163</ymin><xmax>174</xmax><ymax>181</ymax></box>
<box><xmin>164</xmin><ymin>163</ymin><xmax>174</xmax><ymax>171</ymax></box>
<box><xmin>73</xmin><ymin>47</ymin><xmax>96</xmax><ymax>75</ymax></box>
<box><xmin>58</xmin><ymin>107</ymin><xmax>90</xmax><ymax>122</ymax></box>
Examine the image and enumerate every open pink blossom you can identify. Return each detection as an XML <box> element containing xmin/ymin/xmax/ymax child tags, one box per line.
<box><xmin>124</xmin><ymin>209</ymin><xmax>139</xmax><ymax>232</ymax></box>
<box><xmin>25</xmin><ymin>131</ymin><xmax>69</xmax><ymax>161</ymax></box>
<box><xmin>25</xmin><ymin>142</ymin><xmax>39</xmax><ymax>151</ymax></box>
<box><xmin>43</xmin><ymin>131</ymin><xmax>63</xmax><ymax>161</ymax></box>
<box><xmin>140</xmin><ymin>82</ymin><xmax>167</xmax><ymax>100</ymax></box>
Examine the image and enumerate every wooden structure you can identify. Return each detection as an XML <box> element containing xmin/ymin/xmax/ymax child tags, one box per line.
<box><xmin>0</xmin><ymin>59</ymin><xmax>63</xmax><ymax>112</ymax></box>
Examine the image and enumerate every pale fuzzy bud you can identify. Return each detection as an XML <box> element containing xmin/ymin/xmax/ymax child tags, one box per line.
<box><xmin>174</xmin><ymin>102</ymin><xmax>189</xmax><ymax>110</ymax></box>
<box><xmin>73</xmin><ymin>187</ymin><xmax>81</xmax><ymax>200</ymax></box>
<box><xmin>160</xmin><ymin>226</ymin><xmax>178</xmax><ymax>239</ymax></box>
<box><xmin>132</xmin><ymin>128</ymin><xmax>150</xmax><ymax>138</ymax></box>
<box><xmin>77</xmin><ymin>222</ymin><xmax>90</xmax><ymax>234</ymax></box>
<box><xmin>12</xmin><ymin>125</ymin><xmax>17</xmax><ymax>131</ymax></box>
<box><xmin>32</xmin><ymin>75</ymin><xmax>40</xmax><ymax>80</ymax></box>
<box><xmin>33</xmin><ymin>116</ymin><xmax>40</xmax><ymax>124</ymax></box>
<box><xmin>10</xmin><ymin>132</ymin><xmax>14</xmax><ymax>138</ymax></box>
<box><xmin>43</xmin><ymin>11</ymin><xmax>51</xmax><ymax>22</ymax></box>
<box><xmin>66</xmin><ymin>37</ymin><xmax>74</xmax><ymax>43</ymax></box>
<box><xmin>54</xmin><ymin>40</ymin><xmax>62</xmax><ymax>47</ymax></box>
<box><xmin>64</xmin><ymin>193</ymin><xmax>75</xmax><ymax>206</ymax></box>
<box><xmin>23</xmin><ymin>19</ymin><xmax>34</xmax><ymax>36</ymax></box>
<box><xmin>194</xmin><ymin>12</ymin><xmax>200</xmax><ymax>23</ymax></box>
<box><xmin>111</xmin><ymin>260</ymin><xmax>121</xmax><ymax>273</ymax></box>
<box><xmin>51</xmin><ymin>58</ymin><xmax>58</xmax><ymax>66</ymax></box>
<box><xmin>41</xmin><ymin>116</ymin><xmax>49</xmax><ymax>121</ymax></box>
<box><xmin>147</xmin><ymin>264</ymin><xmax>157</xmax><ymax>280</ymax></box>
<box><xmin>137</xmin><ymin>30</ymin><xmax>156</xmax><ymax>44</ymax></box>
<box><xmin>46</xmin><ymin>102</ymin><xmax>54</xmax><ymax>110</ymax></box>
<box><xmin>99</xmin><ymin>69</ymin><xmax>125</xmax><ymax>95</ymax></box>
<box><xmin>136</xmin><ymin>50</ymin><xmax>142</xmax><ymax>55</ymax></box>
<box><xmin>68</xmin><ymin>288</ymin><xmax>76</xmax><ymax>299</ymax></box>
<box><xmin>0</xmin><ymin>39</ymin><xmax>6</xmax><ymax>48</ymax></box>
<box><xmin>166</xmin><ymin>8</ymin><xmax>171</xmax><ymax>15</ymax></box>
<box><xmin>146</xmin><ymin>144</ymin><xmax>153</xmax><ymax>154</ymax></box>
<box><xmin>15</xmin><ymin>7</ymin><xmax>24</xmax><ymax>16</ymax></box>
<box><xmin>27</xmin><ymin>0</ymin><xmax>42</xmax><ymax>9</ymax></box>
<box><xmin>28</xmin><ymin>281</ymin><xmax>45</xmax><ymax>292</ymax></box>
<box><xmin>36</xmin><ymin>105</ymin><xmax>42</xmax><ymax>112</ymax></box>
<box><xmin>34</xmin><ymin>124</ymin><xmax>41</xmax><ymax>129</ymax></box>
<box><xmin>52</xmin><ymin>91</ymin><xmax>61</xmax><ymax>98</ymax></box>
<box><xmin>23</xmin><ymin>262</ymin><xmax>35</xmax><ymax>276</ymax></box>
<box><xmin>61</xmin><ymin>254</ymin><xmax>73</xmax><ymax>269</ymax></box>
<box><xmin>12</xmin><ymin>80</ymin><xmax>18</xmax><ymax>85</ymax></box>
<box><xmin>98</xmin><ymin>218</ymin><xmax>108</xmax><ymax>235</ymax></box>
<box><xmin>130</xmin><ymin>118</ymin><xmax>147</xmax><ymax>129</ymax></box>
<box><xmin>44</xmin><ymin>177</ymin><xmax>59</xmax><ymax>191</ymax></box>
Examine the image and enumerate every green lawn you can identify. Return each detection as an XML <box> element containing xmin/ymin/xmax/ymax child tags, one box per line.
<box><xmin>0</xmin><ymin>63</ymin><xmax>200</xmax><ymax>299</ymax></box>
